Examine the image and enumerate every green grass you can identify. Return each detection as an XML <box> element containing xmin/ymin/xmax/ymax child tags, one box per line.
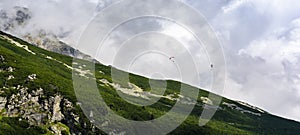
<box><xmin>0</xmin><ymin>117</ymin><xmax>49</xmax><ymax>135</ymax></box>
<box><xmin>1</xmin><ymin>31</ymin><xmax>300</xmax><ymax>134</ymax></box>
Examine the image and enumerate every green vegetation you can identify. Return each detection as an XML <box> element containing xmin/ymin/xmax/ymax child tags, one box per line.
<box><xmin>1</xmin><ymin>31</ymin><xmax>300</xmax><ymax>134</ymax></box>
<box><xmin>0</xmin><ymin>117</ymin><xmax>49</xmax><ymax>135</ymax></box>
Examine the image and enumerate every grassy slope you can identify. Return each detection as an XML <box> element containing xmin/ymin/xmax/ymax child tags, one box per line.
<box><xmin>1</xmin><ymin>31</ymin><xmax>300</xmax><ymax>135</ymax></box>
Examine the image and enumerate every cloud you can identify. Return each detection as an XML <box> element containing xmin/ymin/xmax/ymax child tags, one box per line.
<box><xmin>229</xmin><ymin>18</ymin><xmax>300</xmax><ymax>120</ymax></box>
<box><xmin>1</xmin><ymin>0</ymin><xmax>300</xmax><ymax>122</ymax></box>
<box><xmin>222</xmin><ymin>0</ymin><xmax>250</xmax><ymax>13</ymax></box>
<box><xmin>0</xmin><ymin>0</ymin><xmax>101</xmax><ymax>45</ymax></box>
<box><xmin>96</xmin><ymin>18</ymin><xmax>211</xmax><ymax>88</ymax></box>
<box><xmin>180</xmin><ymin>0</ymin><xmax>300</xmax><ymax>121</ymax></box>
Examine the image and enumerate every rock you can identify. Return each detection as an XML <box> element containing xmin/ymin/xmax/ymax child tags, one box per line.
<box><xmin>0</xmin><ymin>55</ymin><xmax>4</xmax><ymax>61</ymax></box>
<box><xmin>27</xmin><ymin>113</ymin><xmax>45</xmax><ymax>125</ymax></box>
<box><xmin>15</xmin><ymin>8</ymin><xmax>31</xmax><ymax>24</ymax></box>
<box><xmin>50</xmin><ymin>124</ymin><xmax>64</xmax><ymax>135</ymax></box>
<box><xmin>0</xmin><ymin>97</ymin><xmax>7</xmax><ymax>110</ymax></box>
<box><xmin>89</xmin><ymin>111</ymin><xmax>93</xmax><ymax>118</ymax></box>
<box><xmin>99</xmin><ymin>71</ymin><xmax>105</xmax><ymax>74</ymax></box>
<box><xmin>3</xmin><ymin>86</ymin><xmax>49</xmax><ymax>125</ymax></box>
<box><xmin>50</xmin><ymin>125</ymin><xmax>61</xmax><ymax>135</ymax></box>
<box><xmin>30</xmin><ymin>96</ymin><xmax>39</xmax><ymax>103</ymax></box>
<box><xmin>7</xmin><ymin>67</ymin><xmax>13</xmax><ymax>72</ymax></box>
<box><xmin>27</xmin><ymin>74</ymin><xmax>37</xmax><ymax>81</ymax></box>
<box><xmin>7</xmin><ymin>105</ymin><xmax>14</xmax><ymax>110</ymax></box>
<box><xmin>51</xmin><ymin>95</ymin><xmax>64</xmax><ymax>122</ymax></box>
<box><xmin>7</xmin><ymin>75</ymin><xmax>14</xmax><ymax>80</ymax></box>
<box><xmin>201</xmin><ymin>97</ymin><xmax>213</xmax><ymax>105</ymax></box>
<box><xmin>33</xmin><ymin>88</ymin><xmax>43</xmax><ymax>96</ymax></box>
<box><xmin>70</xmin><ymin>112</ymin><xmax>80</xmax><ymax>123</ymax></box>
<box><xmin>0</xmin><ymin>84</ymin><xmax>86</xmax><ymax>134</ymax></box>
<box><xmin>63</xmin><ymin>99</ymin><xmax>73</xmax><ymax>109</ymax></box>
<box><xmin>44</xmin><ymin>100</ymin><xmax>49</xmax><ymax>110</ymax></box>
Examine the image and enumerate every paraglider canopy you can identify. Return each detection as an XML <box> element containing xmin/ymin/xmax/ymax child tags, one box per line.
<box><xmin>169</xmin><ymin>56</ymin><xmax>175</xmax><ymax>63</ymax></box>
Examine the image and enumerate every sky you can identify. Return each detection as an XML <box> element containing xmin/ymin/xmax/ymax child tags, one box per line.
<box><xmin>0</xmin><ymin>0</ymin><xmax>300</xmax><ymax>122</ymax></box>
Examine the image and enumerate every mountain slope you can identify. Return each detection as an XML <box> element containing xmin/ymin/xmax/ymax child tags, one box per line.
<box><xmin>1</xmin><ymin>31</ymin><xmax>300</xmax><ymax>135</ymax></box>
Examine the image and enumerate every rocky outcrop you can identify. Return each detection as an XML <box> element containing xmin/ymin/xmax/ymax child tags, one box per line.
<box><xmin>23</xmin><ymin>30</ymin><xmax>97</xmax><ymax>63</ymax></box>
<box><xmin>0</xmin><ymin>83</ymin><xmax>102</xmax><ymax>134</ymax></box>
<box><xmin>0</xmin><ymin>85</ymin><xmax>77</xmax><ymax>126</ymax></box>
<box><xmin>3</xmin><ymin>86</ymin><xmax>48</xmax><ymax>125</ymax></box>
<box><xmin>0</xmin><ymin>55</ymin><xmax>100</xmax><ymax>134</ymax></box>
<box><xmin>51</xmin><ymin>95</ymin><xmax>64</xmax><ymax>122</ymax></box>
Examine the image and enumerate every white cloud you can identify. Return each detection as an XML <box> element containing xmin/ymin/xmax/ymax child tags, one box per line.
<box><xmin>178</xmin><ymin>0</ymin><xmax>300</xmax><ymax>121</ymax></box>
<box><xmin>223</xmin><ymin>16</ymin><xmax>300</xmax><ymax>121</ymax></box>
<box><xmin>222</xmin><ymin>0</ymin><xmax>250</xmax><ymax>14</ymax></box>
<box><xmin>1</xmin><ymin>0</ymin><xmax>300</xmax><ymax>122</ymax></box>
<box><xmin>0</xmin><ymin>0</ymin><xmax>101</xmax><ymax>45</ymax></box>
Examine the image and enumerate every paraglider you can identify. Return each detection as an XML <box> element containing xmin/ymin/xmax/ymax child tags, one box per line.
<box><xmin>211</xmin><ymin>64</ymin><xmax>213</xmax><ymax>69</ymax></box>
<box><xmin>169</xmin><ymin>56</ymin><xmax>175</xmax><ymax>63</ymax></box>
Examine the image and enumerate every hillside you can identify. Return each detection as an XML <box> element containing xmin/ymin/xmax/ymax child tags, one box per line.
<box><xmin>1</xmin><ymin>31</ymin><xmax>300</xmax><ymax>135</ymax></box>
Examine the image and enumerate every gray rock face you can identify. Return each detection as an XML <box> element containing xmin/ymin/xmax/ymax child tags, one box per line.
<box><xmin>1</xmin><ymin>85</ymin><xmax>78</xmax><ymax>127</ymax></box>
<box><xmin>15</xmin><ymin>9</ymin><xmax>31</xmax><ymax>24</ymax></box>
<box><xmin>0</xmin><ymin>6</ymin><xmax>31</xmax><ymax>31</ymax></box>
<box><xmin>4</xmin><ymin>86</ymin><xmax>45</xmax><ymax>124</ymax></box>
<box><xmin>51</xmin><ymin>95</ymin><xmax>64</xmax><ymax>122</ymax></box>
<box><xmin>0</xmin><ymin>69</ymin><xmax>99</xmax><ymax>134</ymax></box>
<box><xmin>23</xmin><ymin>30</ymin><xmax>97</xmax><ymax>62</ymax></box>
